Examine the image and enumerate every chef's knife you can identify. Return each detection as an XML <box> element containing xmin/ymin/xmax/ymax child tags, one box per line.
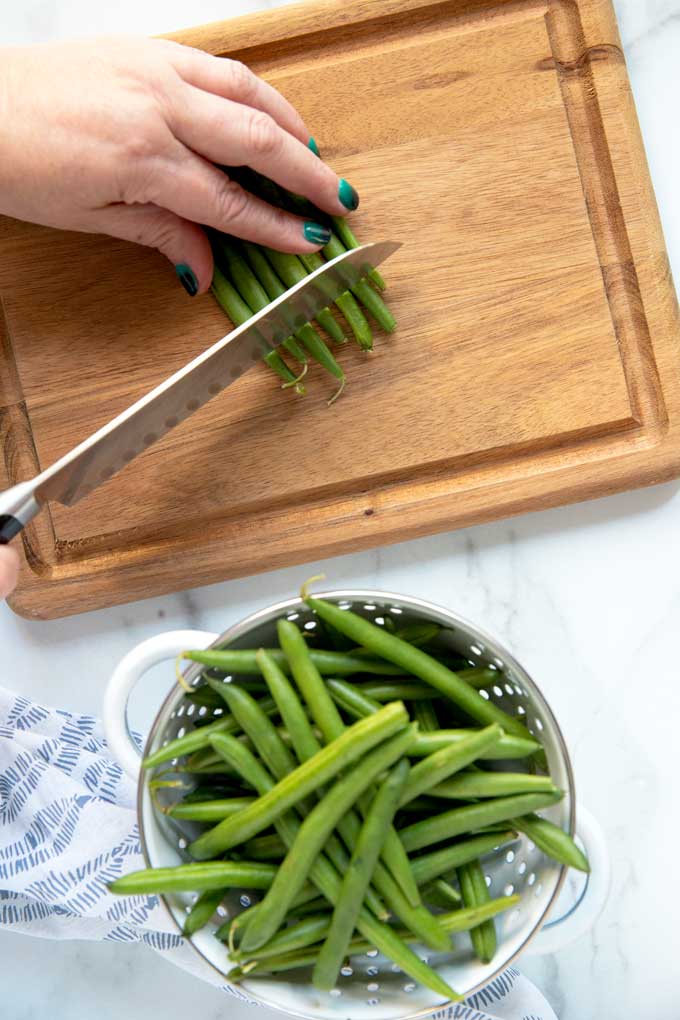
<box><xmin>0</xmin><ymin>240</ymin><xmax>400</xmax><ymax>543</ymax></box>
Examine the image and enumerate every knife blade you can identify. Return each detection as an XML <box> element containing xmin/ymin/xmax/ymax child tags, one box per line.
<box><xmin>0</xmin><ymin>240</ymin><xmax>400</xmax><ymax>543</ymax></box>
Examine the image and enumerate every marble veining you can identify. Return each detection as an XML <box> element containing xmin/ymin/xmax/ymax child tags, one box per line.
<box><xmin>2</xmin><ymin>1</ymin><xmax>680</xmax><ymax>1017</ymax></box>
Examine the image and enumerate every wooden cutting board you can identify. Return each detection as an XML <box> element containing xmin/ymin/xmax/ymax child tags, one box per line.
<box><xmin>2</xmin><ymin>0</ymin><xmax>679</xmax><ymax>619</ymax></box>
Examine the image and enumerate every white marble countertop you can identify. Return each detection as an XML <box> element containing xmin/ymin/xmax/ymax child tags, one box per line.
<box><xmin>2</xmin><ymin>1</ymin><xmax>679</xmax><ymax>1017</ymax></box>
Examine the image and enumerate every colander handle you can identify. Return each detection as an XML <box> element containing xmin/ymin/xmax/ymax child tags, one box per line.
<box><xmin>104</xmin><ymin>629</ymin><xmax>219</xmax><ymax>781</ymax></box>
<box><xmin>526</xmin><ymin>803</ymin><xmax>610</xmax><ymax>956</ymax></box>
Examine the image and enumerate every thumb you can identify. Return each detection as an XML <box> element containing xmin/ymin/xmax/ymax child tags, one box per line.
<box><xmin>90</xmin><ymin>203</ymin><xmax>214</xmax><ymax>296</ymax></box>
<box><xmin>0</xmin><ymin>546</ymin><xmax>20</xmax><ymax>600</ymax></box>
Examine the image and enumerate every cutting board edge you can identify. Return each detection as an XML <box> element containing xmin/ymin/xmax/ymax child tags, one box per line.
<box><xmin>8</xmin><ymin>424</ymin><xmax>680</xmax><ymax>620</ymax></box>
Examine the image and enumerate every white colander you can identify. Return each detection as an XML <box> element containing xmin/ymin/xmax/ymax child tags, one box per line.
<box><xmin>104</xmin><ymin>590</ymin><xmax>610</xmax><ymax>1020</ymax></box>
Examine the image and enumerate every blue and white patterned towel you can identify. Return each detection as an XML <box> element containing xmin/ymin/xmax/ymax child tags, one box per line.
<box><xmin>0</xmin><ymin>686</ymin><xmax>557</xmax><ymax>1020</ymax></box>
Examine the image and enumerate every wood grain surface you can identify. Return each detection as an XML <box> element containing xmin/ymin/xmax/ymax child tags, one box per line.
<box><xmin>1</xmin><ymin>0</ymin><xmax>679</xmax><ymax>618</ymax></box>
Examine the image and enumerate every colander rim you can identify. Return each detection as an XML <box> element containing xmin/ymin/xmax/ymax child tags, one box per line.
<box><xmin>137</xmin><ymin>588</ymin><xmax>575</xmax><ymax>1020</ymax></box>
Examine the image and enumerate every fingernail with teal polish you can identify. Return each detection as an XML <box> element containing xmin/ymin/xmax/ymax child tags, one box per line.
<box><xmin>304</xmin><ymin>221</ymin><xmax>332</xmax><ymax>245</ymax></box>
<box><xmin>175</xmin><ymin>263</ymin><xmax>198</xmax><ymax>297</ymax></box>
<box><xmin>308</xmin><ymin>136</ymin><xmax>320</xmax><ymax>157</ymax></box>
<box><xmin>338</xmin><ymin>179</ymin><xmax>359</xmax><ymax>211</ymax></box>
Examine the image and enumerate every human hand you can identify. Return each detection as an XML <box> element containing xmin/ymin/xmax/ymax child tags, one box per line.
<box><xmin>0</xmin><ymin>37</ymin><xmax>359</xmax><ymax>295</ymax></box>
<box><xmin>0</xmin><ymin>546</ymin><xmax>20</xmax><ymax>600</ymax></box>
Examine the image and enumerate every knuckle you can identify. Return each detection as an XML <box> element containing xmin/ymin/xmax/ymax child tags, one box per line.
<box><xmin>140</xmin><ymin>213</ymin><xmax>181</xmax><ymax>257</ymax></box>
<box><xmin>245</xmin><ymin>110</ymin><xmax>279</xmax><ymax>157</ymax></box>
<box><xmin>227</xmin><ymin>59</ymin><xmax>256</xmax><ymax>100</ymax></box>
<box><xmin>215</xmin><ymin>179</ymin><xmax>250</xmax><ymax>225</ymax></box>
<box><xmin>122</xmin><ymin>129</ymin><xmax>158</xmax><ymax>164</ymax></box>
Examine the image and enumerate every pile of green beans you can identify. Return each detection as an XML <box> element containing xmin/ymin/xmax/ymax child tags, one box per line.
<box><xmin>208</xmin><ymin>171</ymin><xmax>397</xmax><ymax>403</ymax></box>
<box><xmin>109</xmin><ymin>595</ymin><xmax>590</xmax><ymax>1000</ymax></box>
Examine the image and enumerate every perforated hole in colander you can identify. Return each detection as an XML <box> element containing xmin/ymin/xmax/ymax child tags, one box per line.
<box><xmin>138</xmin><ymin>590</ymin><xmax>575</xmax><ymax>1020</ymax></box>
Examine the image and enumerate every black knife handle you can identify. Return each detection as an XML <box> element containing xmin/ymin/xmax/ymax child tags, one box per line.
<box><xmin>0</xmin><ymin>515</ymin><xmax>23</xmax><ymax>544</ymax></box>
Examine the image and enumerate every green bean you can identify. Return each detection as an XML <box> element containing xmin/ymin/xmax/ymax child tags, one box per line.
<box><xmin>322</xmin><ymin>233</ymin><xmax>396</xmax><ymax>332</ymax></box>
<box><xmin>458</xmin><ymin>667</ymin><xmax>505</xmax><ymax>690</ymax></box>
<box><xmin>331</xmin><ymin>216</ymin><xmax>387</xmax><ymax>290</ymax></box>
<box><xmin>264</xmin><ymin>350</ymin><xmax>307</xmax><ymax>391</ymax></box>
<box><xmin>277</xmin><ymin>620</ymin><xmax>347</xmax><ymax>740</ymax></box>
<box><xmin>219</xmin><ymin>231</ymin><xmax>347</xmax><ymax>392</ymax></box>
<box><xmin>213</xmin><ymin>680</ymin><xmax>387</xmax><ymax>920</ymax></box>
<box><xmin>182</xmin><ymin>647</ymin><xmax>404</xmax><ymax>676</ymax></box>
<box><xmin>143</xmin><ymin>719</ymin><xmax>238</xmax><ymax>770</ymax></box>
<box><xmin>167</xmin><ymin>797</ymin><xmax>255</xmax><ymax>822</ymax></box>
<box><xmin>230</xmin><ymin>896</ymin><xmax>519</xmax><ymax>979</ymax></box>
<box><xmin>422</xmin><ymin>878</ymin><xmax>462</xmax><ymax>909</ymax></box>
<box><xmin>243</xmin><ymin>241</ymin><xmax>290</xmax><ymax>303</ymax></box>
<box><xmin>401</xmin><ymin>622</ymin><xmax>441</xmax><ymax>645</ymax></box>
<box><xmin>286</xmin><ymin>896</ymin><xmax>330</xmax><ymax>920</ymax></box>
<box><xmin>350</xmin><ymin>895</ymin><xmax>519</xmax><ymax>948</ymax></box>
<box><xmin>189</xmin><ymin>702</ymin><xmax>408</xmax><ymax>859</ymax></box>
<box><xmin>241</xmin><ymin>833</ymin><xmax>287</xmax><ymax>860</ymax></box>
<box><xmin>212</xmin><ymin>730</ymin><xmax>459</xmax><ymax>999</ymax></box>
<box><xmin>185</xmin><ymin>686</ymin><xmax>227</xmax><ymax>709</ymax></box>
<box><xmin>215</xmin><ymin>883</ymin><xmax>320</xmax><ymax>942</ymax></box>
<box><xmin>361</xmin><ymin>682</ymin><xmax>442</xmax><ymax>701</ymax></box>
<box><xmin>303</xmin><ymin>597</ymin><xmax>531</xmax><ymax>739</ymax></box>
<box><xmin>327</xmin><ymin>678</ymin><xmax>382</xmax><ymax>720</ymax></box>
<box><xmin>299</xmin><ymin>250</ymin><xmax>373</xmax><ymax>350</ymax></box>
<box><xmin>211</xmin><ymin>266</ymin><xmax>305</xmax><ymax>394</ymax></box>
<box><xmin>213</xmin><ymin>235</ymin><xmax>308</xmax><ymax>365</ymax></box>
<box><xmin>254</xmin><ymin>178</ymin><xmax>373</xmax><ymax>351</ymax></box>
<box><xmin>183</xmin><ymin>887</ymin><xmax>227</xmax><ymax>936</ymax></box>
<box><xmin>278</xmin><ymin>620</ymin><xmax>421</xmax><ymax>909</ymax></box>
<box><xmin>410</xmin><ymin>831</ymin><xmax>516</xmax><ymax>886</ymax></box>
<box><xmin>515</xmin><ymin>814</ymin><xmax>590</xmax><ymax>872</ymax></box>
<box><xmin>239</xmin><ymin>727</ymin><xmax>416</xmax><ymax>952</ymax></box>
<box><xmin>431</xmin><ymin>773</ymin><xmax>559</xmax><ymax>800</ymax></box>
<box><xmin>108</xmin><ymin>861</ymin><xmax>277</xmax><ymax>896</ymax></box>
<box><xmin>401</xmin><ymin>792</ymin><xmax>563</xmax><ymax>853</ymax></box>
<box><xmin>233</xmin><ymin>913</ymin><xmax>332</xmax><ymax>962</ymax></box>
<box><xmin>254</xmin><ymin>648</ymin><xmax>387</xmax><ymax>922</ymax></box>
<box><xmin>256</xmin><ymin>651</ymin><xmax>437</xmax><ymax>944</ymax></box>
<box><xmin>413</xmin><ymin>699</ymin><xmax>440</xmax><ymax>732</ymax></box>
<box><xmin>211</xmin><ymin>681</ymin><xmax>298</xmax><ymax>778</ymax></box>
<box><xmin>256</xmin><ymin>649</ymin><xmax>321</xmax><ymax>763</ymax></box>
<box><xmin>411</xmin><ymin>729</ymin><xmax>540</xmax><ymax>761</ymax></box>
<box><xmin>205</xmin><ymin>733</ymin><xmax>341</xmax><ymax>936</ymax></box>
<box><xmin>264</xmin><ymin>248</ymin><xmax>345</xmax><ymax>345</ymax></box>
<box><xmin>399</xmin><ymin>725</ymin><xmax>503</xmax><ymax>806</ymax></box>
<box><xmin>142</xmin><ymin>696</ymin><xmax>279</xmax><ymax>770</ymax></box>
<box><xmin>312</xmin><ymin>759</ymin><xmax>411</xmax><ymax>990</ymax></box>
<box><xmin>185</xmin><ymin>746</ymin><xmax>237</xmax><ymax>772</ymax></box>
<box><xmin>458</xmin><ymin>859</ymin><xmax>496</xmax><ymax>963</ymax></box>
<box><xmin>183</xmin><ymin>784</ymin><xmax>245</xmax><ymax>803</ymax></box>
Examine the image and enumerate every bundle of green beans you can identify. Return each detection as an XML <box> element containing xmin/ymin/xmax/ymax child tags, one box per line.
<box><xmin>109</xmin><ymin>596</ymin><xmax>589</xmax><ymax>1000</ymax></box>
<box><xmin>208</xmin><ymin>171</ymin><xmax>396</xmax><ymax>403</ymax></box>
